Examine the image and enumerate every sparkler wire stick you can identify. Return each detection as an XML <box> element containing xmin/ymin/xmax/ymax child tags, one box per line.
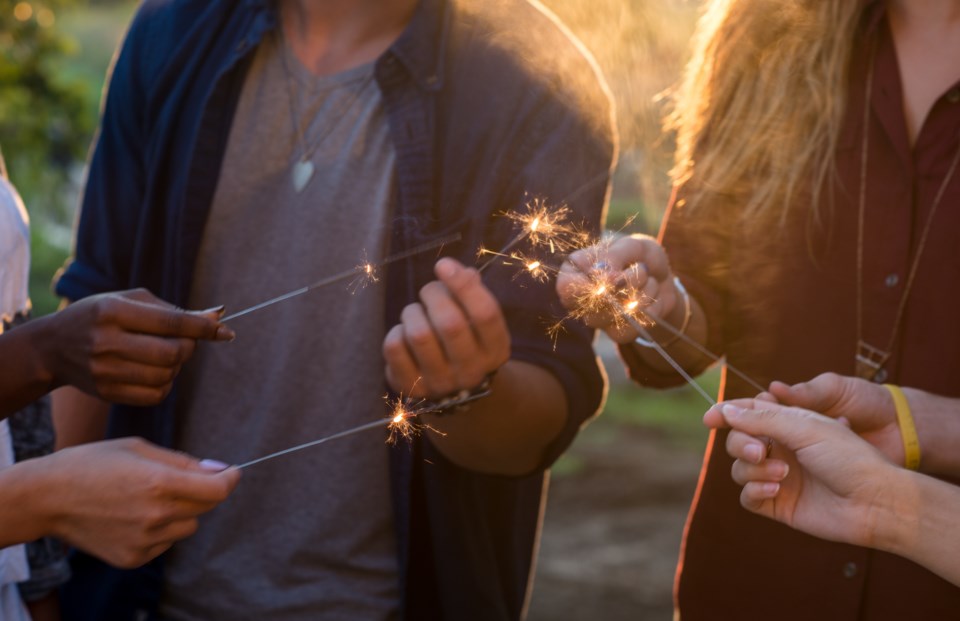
<box><xmin>637</xmin><ymin>308</ymin><xmax>767</xmax><ymax>395</ymax></box>
<box><xmin>236</xmin><ymin>388</ymin><xmax>491</xmax><ymax>469</ymax></box>
<box><xmin>221</xmin><ymin>232</ymin><xmax>462</xmax><ymax>322</ymax></box>
<box><xmin>621</xmin><ymin>314</ymin><xmax>717</xmax><ymax>406</ymax></box>
<box><xmin>237</xmin><ymin>419</ymin><xmax>389</xmax><ymax>469</ymax></box>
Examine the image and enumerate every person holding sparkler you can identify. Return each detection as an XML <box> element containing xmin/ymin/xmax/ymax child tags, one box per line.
<box><xmin>558</xmin><ymin>0</ymin><xmax>960</xmax><ymax>618</ymax></box>
<box><xmin>53</xmin><ymin>0</ymin><xmax>616</xmax><ymax>619</ymax></box>
<box><xmin>703</xmin><ymin>395</ymin><xmax>960</xmax><ymax>588</ymax></box>
<box><xmin>0</xmin><ymin>162</ymin><xmax>240</xmax><ymax>619</ymax></box>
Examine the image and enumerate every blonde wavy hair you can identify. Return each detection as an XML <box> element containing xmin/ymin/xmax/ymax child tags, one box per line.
<box><xmin>667</xmin><ymin>0</ymin><xmax>868</xmax><ymax>225</ymax></box>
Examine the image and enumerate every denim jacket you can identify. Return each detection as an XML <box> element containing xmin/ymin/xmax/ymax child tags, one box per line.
<box><xmin>56</xmin><ymin>0</ymin><xmax>616</xmax><ymax>618</ymax></box>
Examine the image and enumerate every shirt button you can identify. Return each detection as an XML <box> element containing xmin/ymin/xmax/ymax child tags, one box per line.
<box><xmin>843</xmin><ymin>562</ymin><xmax>859</xmax><ymax>578</ymax></box>
<box><xmin>884</xmin><ymin>273</ymin><xmax>899</xmax><ymax>287</ymax></box>
<box><xmin>947</xmin><ymin>88</ymin><xmax>960</xmax><ymax>104</ymax></box>
<box><xmin>873</xmin><ymin>368</ymin><xmax>889</xmax><ymax>384</ymax></box>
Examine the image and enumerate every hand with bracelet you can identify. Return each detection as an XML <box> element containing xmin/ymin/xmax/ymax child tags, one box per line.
<box><xmin>703</xmin><ymin>399</ymin><xmax>960</xmax><ymax>588</ymax></box>
<box><xmin>383</xmin><ymin>257</ymin><xmax>567</xmax><ymax>476</ymax></box>
<box><xmin>557</xmin><ymin>234</ymin><xmax>694</xmax><ymax>346</ymax></box>
<box><xmin>383</xmin><ymin>257</ymin><xmax>510</xmax><ymax>401</ymax></box>
<box><xmin>766</xmin><ymin>372</ymin><xmax>960</xmax><ymax>478</ymax></box>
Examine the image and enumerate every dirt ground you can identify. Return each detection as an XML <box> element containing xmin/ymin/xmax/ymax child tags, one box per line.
<box><xmin>527</xmin><ymin>347</ymin><xmax>707</xmax><ymax>620</ymax></box>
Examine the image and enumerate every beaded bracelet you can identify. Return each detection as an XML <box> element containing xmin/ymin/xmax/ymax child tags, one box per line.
<box><xmin>419</xmin><ymin>371</ymin><xmax>497</xmax><ymax>416</ymax></box>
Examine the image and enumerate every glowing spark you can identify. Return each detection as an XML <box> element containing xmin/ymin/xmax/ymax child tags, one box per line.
<box><xmin>387</xmin><ymin>400</ymin><xmax>418</xmax><ymax>444</ymax></box>
<box><xmin>478</xmin><ymin>198</ymin><xmax>591</xmax><ymax>274</ymax></box>
<box><xmin>504</xmin><ymin>198</ymin><xmax>590</xmax><ymax>255</ymax></box>
<box><xmin>625</xmin><ymin>300</ymin><xmax>639</xmax><ymax>311</ymax></box>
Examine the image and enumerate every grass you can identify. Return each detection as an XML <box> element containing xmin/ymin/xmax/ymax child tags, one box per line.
<box><xmin>552</xmin><ymin>365</ymin><xmax>719</xmax><ymax>477</ymax></box>
<box><xmin>602</xmin><ymin>366</ymin><xmax>718</xmax><ymax>449</ymax></box>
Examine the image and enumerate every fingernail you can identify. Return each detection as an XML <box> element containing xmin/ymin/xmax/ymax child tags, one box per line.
<box><xmin>435</xmin><ymin>258</ymin><xmax>460</xmax><ymax>279</ymax></box>
<box><xmin>197</xmin><ymin>305</ymin><xmax>226</xmax><ymax>316</ymax></box>
<box><xmin>216</xmin><ymin>325</ymin><xmax>236</xmax><ymax>342</ymax></box>
<box><xmin>744</xmin><ymin>443</ymin><xmax>764</xmax><ymax>464</ymax></box>
<box><xmin>762</xmin><ymin>482</ymin><xmax>781</xmax><ymax>497</ymax></box>
<box><xmin>776</xmin><ymin>463</ymin><xmax>790</xmax><ymax>480</ymax></box>
<box><xmin>199</xmin><ymin>459</ymin><xmax>229</xmax><ymax>472</ymax></box>
<box><xmin>722</xmin><ymin>404</ymin><xmax>745</xmax><ymax>418</ymax></box>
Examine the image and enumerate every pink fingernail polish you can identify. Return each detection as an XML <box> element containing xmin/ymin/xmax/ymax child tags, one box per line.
<box><xmin>199</xmin><ymin>459</ymin><xmax>229</xmax><ymax>472</ymax></box>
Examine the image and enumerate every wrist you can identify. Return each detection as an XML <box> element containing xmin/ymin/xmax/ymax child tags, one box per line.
<box><xmin>20</xmin><ymin>314</ymin><xmax>60</xmax><ymax>392</ymax></box>
<box><xmin>867</xmin><ymin>465</ymin><xmax>919</xmax><ymax>555</ymax></box>
<box><xmin>902</xmin><ymin>387</ymin><xmax>960</xmax><ymax>477</ymax></box>
<box><xmin>0</xmin><ymin>457</ymin><xmax>60</xmax><ymax>545</ymax></box>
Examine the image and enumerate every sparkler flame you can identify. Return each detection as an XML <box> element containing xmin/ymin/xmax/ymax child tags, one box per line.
<box><xmin>504</xmin><ymin>198</ymin><xmax>590</xmax><ymax>255</ymax></box>
<box><xmin>385</xmin><ymin>395</ymin><xmax>448</xmax><ymax>445</ymax></box>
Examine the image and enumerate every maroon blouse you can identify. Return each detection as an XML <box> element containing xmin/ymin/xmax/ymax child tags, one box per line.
<box><xmin>621</xmin><ymin>8</ymin><xmax>960</xmax><ymax>620</ymax></box>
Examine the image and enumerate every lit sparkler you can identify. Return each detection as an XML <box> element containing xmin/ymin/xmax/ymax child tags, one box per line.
<box><xmin>221</xmin><ymin>232</ymin><xmax>461</xmax><ymax>322</ymax></box>
<box><xmin>559</xmin><ymin>254</ymin><xmax>766</xmax><ymax>402</ymax></box>
<box><xmin>477</xmin><ymin>198</ymin><xmax>590</xmax><ymax>273</ymax></box>
<box><xmin>236</xmin><ymin>388</ymin><xmax>493</xmax><ymax>470</ymax></box>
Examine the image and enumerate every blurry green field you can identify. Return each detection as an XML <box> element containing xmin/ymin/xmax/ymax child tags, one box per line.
<box><xmin>552</xmin><ymin>364</ymin><xmax>717</xmax><ymax>477</ymax></box>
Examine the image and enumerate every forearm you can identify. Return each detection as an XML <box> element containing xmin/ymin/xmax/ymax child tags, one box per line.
<box><xmin>0</xmin><ymin>458</ymin><xmax>58</xmax><ymax>547</ymax></box>
<box><xmin>0</xmin><ymin>317</ymin><xmax>57</xmax><ymax>418</ymax></box>
<box><xmin>52</xmin><ymin>386</ymin><xmax>109</xmax><ymax>449</ymax></box>
<box><xmin>422</xmin><ymin>360</ymin><xmax>566</xmax><ymax>477</ymax></box>
<box><xmin>874</xmin><ymin>468</ymin><xmax>960</xmax><ymax>586</ymax></box>
<box><xmin>902</xmin><ymin>388</ymin><xmax>960</xmax><ymax>478</ymax></box>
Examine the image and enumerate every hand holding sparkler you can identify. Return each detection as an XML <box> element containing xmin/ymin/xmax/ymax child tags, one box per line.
<box><xmin>556</xmin><ymin>234</ymin><xmax>687</xmax><ymax>343</ymax></box>
<box><xmin>383</xmin><ymin>257</ymin><xmax>510</xmax><ymax>399</ymax></box>
<box><xmin>382</xmin><ymin>256</ymin><xmax>568</xmax><ymax>476</ymax></box>
<box><xmin>768</xmin><ymin>373</ymin><xmax>960</xmax><ymax>478</ymax></box>
<box><xmin>5</xmin><ymin>437</ymin><xmax>240</xmax><ymax>568</ymax></box>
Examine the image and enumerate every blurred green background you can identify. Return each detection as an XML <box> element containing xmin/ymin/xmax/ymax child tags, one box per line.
<box><xmin>2</xmin><ymin>0</ymin><xmax>714</xmax><ymax>457</ymax></box>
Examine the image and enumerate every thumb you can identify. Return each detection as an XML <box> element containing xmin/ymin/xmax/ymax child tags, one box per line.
<box><xmin>769</xmin><ymin>379</ymin><xmax>829</xmax><ymax>411</ymax></box>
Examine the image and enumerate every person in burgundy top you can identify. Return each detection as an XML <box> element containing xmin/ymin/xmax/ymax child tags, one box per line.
<box><xmin>558</xmin><ymin>0</ymin><xmax>960</xmax><ymax>618</ymax></box>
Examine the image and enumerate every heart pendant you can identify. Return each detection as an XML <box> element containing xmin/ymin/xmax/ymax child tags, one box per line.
<box><xmin>291</xmin><ymin>159</ymin><xmax>315</xmax><ymax>193</ymax></box>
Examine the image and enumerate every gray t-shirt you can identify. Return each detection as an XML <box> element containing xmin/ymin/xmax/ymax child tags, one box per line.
<box><xmin>162</xmin><ymin>31</ymin><xmax>399</xmax><ymax>621</ymax></box>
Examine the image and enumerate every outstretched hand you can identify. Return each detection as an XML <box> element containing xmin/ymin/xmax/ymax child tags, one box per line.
<box><xmin>768</xmin><ymin>372</ymin><xmax>905</xmax><ymax>467</ymax></box>
<box><xmin>19</xmin><ymin>437</ymin><xmax>240</xmax><ymax>568</ymax></box>
<box><xmin>40</xmin><ymin>288</ymin><xmax>235</xmax><ymax>405</ymax></box>
<box><xmin>704</xmin><ymin>399</ymin><xmax>896</xmax><ymax>549</ymax></box>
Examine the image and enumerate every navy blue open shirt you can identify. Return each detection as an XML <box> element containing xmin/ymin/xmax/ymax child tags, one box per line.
<box><xmin>56</xmin><ymin>0</ymin><xmax>616</xmax><ymax>618</ymax></box>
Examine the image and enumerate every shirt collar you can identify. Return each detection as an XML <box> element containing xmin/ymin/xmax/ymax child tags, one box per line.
<box><xmin>388</xmin><ymin>0</ymin><xmax>448</xmax><ymax>92</ymax></box>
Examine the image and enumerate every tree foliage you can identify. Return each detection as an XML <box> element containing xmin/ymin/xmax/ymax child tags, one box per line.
<box><xmin>1</xmin><ymin>0</ymin><xmax>92</xmax><ymax>224</ymax></box>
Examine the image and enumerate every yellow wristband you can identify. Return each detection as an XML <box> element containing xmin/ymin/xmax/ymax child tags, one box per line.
<box><xmin>884</xmin><ymin>384</ymin><xmax>921</xmax><ymax>471</ymax></box>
